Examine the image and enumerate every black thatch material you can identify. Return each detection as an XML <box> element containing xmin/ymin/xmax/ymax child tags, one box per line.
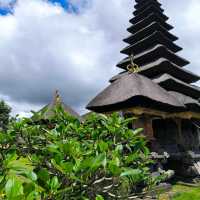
<box><xmin>139</xmin><ymin>59</ymin><xmax>199</xmax><ymax>83</ymax></box>
<box><xmin>135</xmin><ymin>0</ymin><xmax>161</xmax><ymax>10</ymax></box>
<box><xmin>87</xmin><ymin>73</ymin><xmax>185</xmax><ymax>113</ymax></box>
<box><xmin>124</xmin><ymin>22</ymin><xmax>178</xmax><ymax>44</ymax></box>
<box><xmin>153</xmin><ymin>74</ymin><xmax>200</xmax><ymax>99</ymax></box>
<box><xmin>134</xmin><ymin>3</ymin><xmax>164</xmax><ymax>16</ymax></box>
<box><xmin>130</xmin><ymin>5</ymin><xmax>168</xmax><ymax>24</ymax></box>
<box><xmin>135</xmin><ymin>0</ymin><xmax>159</xmax><ymax>2</ymax></box>
<box><xmin>121</xmin><ymin>31</ymin><xmax>182</xmax><ymax>55</ymax></box>
<box><xmin>169</xmin><ymin>91</ymin><xmax>200</xmax><ymax>112</ymax></box>
<box><xmin>115</xmin><ymin>58</ymin><xmax>199</xmax><ymax>84</ymax></box>
<box><xmin>127</xmin><ymin>13</ymin><xmax>173</xmax><ymax>33</ymax></box>
<box><xmin>118</xmin><ymin>44</ymin><xmax>189</xmax><ymax>69</ymax></box>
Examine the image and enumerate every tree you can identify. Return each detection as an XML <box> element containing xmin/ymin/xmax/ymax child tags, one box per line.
<box><xmin>0</xmin><ymin>100</ymin><xmax>11</xmax><ymax>131</ymax></box>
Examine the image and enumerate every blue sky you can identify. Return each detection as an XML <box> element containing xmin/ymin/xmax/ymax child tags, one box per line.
<box><xmin>48</xmin><ymin>0</ymin><xmax>79</xmax><ymax>12</ymax></box>
<box><xmin>0</xmin><ymin>0</ymin><xmax>78</xmax><ymax>15</ymax></box>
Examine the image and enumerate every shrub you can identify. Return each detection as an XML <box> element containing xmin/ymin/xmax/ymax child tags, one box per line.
<box><xmin>0</xmin><ymin>100</ymin><xmax>11</xmax><ymax>131</ymax></box>
<box><xmin>0</xmin><ymin>106</ymin><xmax>162</xmax><ymax>199</ymax></box>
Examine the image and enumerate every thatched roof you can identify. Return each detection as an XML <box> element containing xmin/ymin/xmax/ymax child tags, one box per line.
<box><xmin>130</xmin><ymin>5</ymin><xmax>168</xmax><ymax>24</ymax></box>
<box><xmin>111</xmin><ymin>58</ymin><xmax>199</xmax><ymax>84</ymax></box>
<box><xmin>35</xmin><ymin>91</ymin><xmax>81</xmax><ymax>121</ymax></box>
<box><xmin>127</xmin><ymin>13</ymin><xmax>173</xmax><ymax>33</ymax></box>
<box><xmin>124</xmin><ymin>22</ymin><xmax>177</xmax><ymax>44</ymax></box>
<box><xmin>117</xmin><ymin>44</ymin><xmax>189</xmax><ymax>69</ymax></box>
<box><xmin>153</xmin><ymin>74</ymin><xmax>200</xmax><ymax>99</ymax></box>
<box><xmin>109</xmin><ymin>71</ymin><xmax>128</xmax><ymax>83</ymax></box>
<box><xmin>87</xmin><ymin>73</ymin><xmax>185</xmax><ymax>113</ymax></box>
<box><xmin>134</xmin><ymin>1</ymin><xmax>163</xmax><ymax>15</ymax></box>
<box><xmin>121</xmin><ymin>31</ymin><xmax>182</xmax><ymax>55</ymax></box>
<box><xmin>168</xmin><ymin>91</ymin><xmax>200</xmax><ymax>112</ymax></box>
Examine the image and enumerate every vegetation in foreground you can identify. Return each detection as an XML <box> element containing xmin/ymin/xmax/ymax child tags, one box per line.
<box><xmin>0</xmin><ymin>106</ymin><xmax>166</xmax><ymax>199</ymax></box>
<box><xmin>0</xmin><ymin>100</ymin><xmax>11</xmax><ymax>131</ymax></box>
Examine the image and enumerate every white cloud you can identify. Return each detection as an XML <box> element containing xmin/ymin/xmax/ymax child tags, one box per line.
<box><xmin>0</xmin><ymin>0</ymin><xmax>131</xmax><ymax>115</ymax></box>
<box><xmin>0</xmin><ymin>0</ymin><xmax>199</xmax><ymax>116</ymax></box>
<box><xmin>0</xmin><ymin>0</ymin><xmax>15</xmax><ymax>9</ymax></box>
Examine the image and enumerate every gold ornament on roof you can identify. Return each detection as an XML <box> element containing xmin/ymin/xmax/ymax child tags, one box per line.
<box><xmin>127</xmin><ymin>54</ymin><xmax>140</xmax><ymax>73</ymax></box>
<box><xmin>53</xmin><ymin>90</ymin><xmax>62</xmax><ymax>105</ymax></box>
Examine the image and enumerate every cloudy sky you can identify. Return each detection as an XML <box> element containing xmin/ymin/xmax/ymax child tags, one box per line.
<box><xmin>0</xmin><ymin>0</ymin><xmax>199</xmax><ymax>116</ymax></box>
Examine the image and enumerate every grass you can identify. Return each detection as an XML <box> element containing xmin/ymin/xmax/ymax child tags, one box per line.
<box><xmin>172</xmin><ymin>185</ymin><xmax>200</xmax><ymax>200</ymax></box>
<box><xmin>158</xmin><ymin>184</ymin><xmax>200</xmax><ymax>200</ymax></box>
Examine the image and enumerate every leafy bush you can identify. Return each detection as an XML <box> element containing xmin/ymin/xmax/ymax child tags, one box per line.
<box><xmin>0</xmin><ymin>107</ymin><xmax>161</xmax><ymax>199</ymax></box>
<box><xmin>0</xmin><ymin>100</ymin><xmax>11</xmax><ymax>131</ymax></box>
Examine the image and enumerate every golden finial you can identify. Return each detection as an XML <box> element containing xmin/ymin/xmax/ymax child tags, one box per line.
<box><xmin>127</xmin><ymin>54</ymin><xmax>140</xmax><ymax>73</ymax></box>
<box><xmin>53</xmin><ymin>90</ymin><xmax>61</xmax><ymax>104</ymax></box>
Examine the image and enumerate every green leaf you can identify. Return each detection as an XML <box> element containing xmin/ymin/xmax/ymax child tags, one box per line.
<box><xmin>7</xmin><ymin>157</ymin><xmax>34</xmax><ymax>172</ymax></box>
<box><xmin>115</xmin><ymin>144</ymin><xmax>123</xmax><ymax>153</ymax></box>
<box><xmin>26</xmin><ymin>191</ymin><xmax>40</xmax><ymax>200</ymax></box>
<box><xmin>60</xmin><ymin>162</ymin><xmax>74</xmax><ymax>173</ymax></box>
<box><xmin>37</xmin><ymin>168</ymin><xmax>50</xmax><ymax>182</ymax></box>
<box><xmin>51</xmin><ymin>159</ymin><xmax>65</xmax><ymax>174</ymax></box>
<box><xmin>120</xmin><ymin>169</ymin><xmax>141</xmax><ymax>177</ymax></box>
<box><xmin>5</xmin><ymin>176</ymin><xmax>24</xmax><ymax>199</ymax></box>
<box><xmin>47</xmin><ymin>144</ymin><xmax>60</xmax><ymax>154</ymax></box>
<box><xmin>91</xmin><ymin>153</ymin><xmax>107</xmax><ymax>170</ymax></box>
<box><xmin>50</xmin><ymin>176</ymin><xmax>60</xmax><ymax>191</ymax></box>
<box><xmin>0</xmin><ymin>176</ymin><xmax>4</xmax><ymax>184</ymax></box>
<box><xmin>98</xmin><ymin>140</ymin><xmax>108</xmax><ymax>152</ymax></box>
<box><xmin>96</xmin><ymin>195</ymin><xmax>104</xmax><ymax>200</ymax></box>
<box><xmin>26</xmin><ymin>171</ymin><xmax>37</xmax><ymax>181</ymax></box>
<box><xmin>132</xmin><ymin>128</ymin><xmax>143</xmax><ymax>135</ymax></box>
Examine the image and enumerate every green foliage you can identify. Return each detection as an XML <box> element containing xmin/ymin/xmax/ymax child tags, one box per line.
<box><xmin>0</xmin><ymin>100</ymin><xmax>11</xmax><ymax>131</ymax></box>
<box><xmin>0</xmin><ymin>106</ymin><xmax>162</xmax><ymax>199</ymax></box>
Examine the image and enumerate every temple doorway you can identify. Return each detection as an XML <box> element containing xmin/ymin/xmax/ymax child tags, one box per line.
<box><xmin>152</xmin><ymin>119</ymin><xmax>181</xmax><ymax>154</ymax></box>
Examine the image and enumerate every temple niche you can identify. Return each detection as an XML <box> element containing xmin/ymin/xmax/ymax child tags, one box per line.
<box><xmin>87</xmin><ymin>0</ymin><xmax>200</xmax><ymax>177</ymax></box>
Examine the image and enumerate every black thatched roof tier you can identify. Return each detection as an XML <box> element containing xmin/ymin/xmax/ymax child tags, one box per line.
<box><xmin>135</xmin><ymin>0</ymin><xmax>161</xmax><ymax>10</ymax></box>
<box><xmin>115</xmin><ymin>58</ymin><xmax>199</xmax><ymax>84</ymax></box>
<box><xmin>134</xmin><ymin>3</ymin><xmax>163</xmax><ymax>16</ymax></box>
<box><xmin>153</xmin><ymin>74</ymin><xmax>200</xmax><ymax>99</ymax></box>
<box><xmin>139</xmin><ymin>59</ymin><xmax>199</xmax><ymax>83</ymax></box>
<box><xmin>135</xmin><ymin>0</ymin><xmax>159</xmax><ymax>3</ymax></box>
<box><xmin>128</xmin><ymin>13</ymin><xmax>173</xmax><ymax>33</ymax></box>
<box><xmin>117</xmin><ymin>45</ymin><xmax>189</xmax><ymax>69</ymax></box>
<box><xmin>87</xmin><ymin>73</ymin><xmax>185</xmax><ymax>113</ymax></box>
<box><xmin>36</xmin><ymin>91</ymin><xmax>81</xmax><ymax>121</ymax></box>
<box><xmin>169</xmin><ymin>91</ymin><xmax>200</xmax><ymax>112</ymax></box>
<box><xmin>130</xmin><ymin>6</ymin><xmax>168</xmax><ymax>24</ymax></box>
<box><xmin>124</xmin><ymin>22</ymin><xmax>178</xmax><ymax>44</ymax></box>
<box><xmin>121</xmin><ymin>31</ymin><xmax>182</xmax><ymax>55</ymax></box>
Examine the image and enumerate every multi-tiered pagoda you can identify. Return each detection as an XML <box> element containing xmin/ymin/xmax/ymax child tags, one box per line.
<box><xmin>87</xmin><ymin>0</ymin><xmax>200</xmax><ymax>176</ymax></box>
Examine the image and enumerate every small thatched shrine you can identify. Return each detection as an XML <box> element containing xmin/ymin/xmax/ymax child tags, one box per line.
<box><xmin>33</xmin><ymin>90</ymin><xmax>81</xmax><ymax>122</ymax></box>
<box><xmin>87</xmin><ymin>0</ymin><xmax>200</xmax><ymax>176</ymax></box>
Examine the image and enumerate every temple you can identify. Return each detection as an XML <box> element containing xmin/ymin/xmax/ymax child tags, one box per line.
<box><xmin>87</xmin><ymin>0</ymin><xmax>200</xmax><ymax>176</ymax></box>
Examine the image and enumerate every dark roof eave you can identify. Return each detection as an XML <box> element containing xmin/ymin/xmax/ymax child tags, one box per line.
<box><xmin>120</xmin><ymin>31</ymin><xmax>182</xmax><ymax>55</ymax></box>
<box><xmin>154</xmin><ymin>74</ymin><xmax>200</xmax><ymax>99</ymax></box>
<box><xmin>124</xmin><ymin>22</ymin><xmax>178</xmax><ymax>44</ymax></box>
<box><xmin>118</xmin><ymin>44</ymin><xmax>189</xmax><ymax>69</ymax></box>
